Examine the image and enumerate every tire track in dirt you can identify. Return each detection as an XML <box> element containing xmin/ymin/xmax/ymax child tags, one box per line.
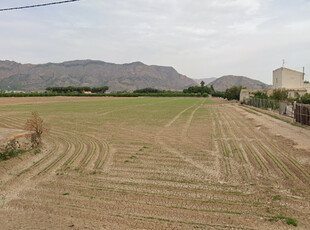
<box><xmin>155</xmin><ymin>100</ymin><xmax>217</xmax><ymax>177</ymax></box>
<box><xmin>164</xmin><ymin>104</ymin><xmax>197</xmax><ymax>128</ymax></box>
<box><xmin>229</xmin><ymin>104</ymin><xmax>310</xmax><ymax>185</ymax></box>
<box><xmin>3</xmin><ymin>115</ymin><xmax>112</xmax><ymax>173</ymax></box>
<box><xmin>2</xmin><ymin>98</ymin><xmax>310</xmax><ymax>229</ymax></box>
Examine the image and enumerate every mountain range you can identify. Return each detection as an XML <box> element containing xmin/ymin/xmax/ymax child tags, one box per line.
<box><xmin>0</xmin><ymin>60</ymin><xmax>197</xmax><ymax>92</ymax></box>
<box><xmin>0</xmin><ymin>60</ymin><xmax>271</xmax><ymax>93</ymax></box>
<box><xmin>193</xmin><ymin>77</ymin><xmax>217</xmax><ymax>85</ymax></box>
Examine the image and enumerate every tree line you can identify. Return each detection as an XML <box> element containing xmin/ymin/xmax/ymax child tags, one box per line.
<box><xmin>46</xmin><ymin>86</ymin><xmax>109</xmax><ymax>93</ymax></box>
<box><xmin>0</xmin><ymin>84</ymin><xmax>243</xmax><ymax>99</ymax></box>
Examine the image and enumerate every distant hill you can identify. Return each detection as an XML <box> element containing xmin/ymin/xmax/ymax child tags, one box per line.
<box><xmin>208</xmin><ymin>75</ymin><xmax>271</xmax><ymax>92</ymax></box>
<box><xmin>192</xmin><ymin>77</ymin><xmax>217</xmax><ymax>85</ymax></box>
<box><xmin>0</xmin><ymin>60</ymin><xmax>197</xmax><ymax>92</ymax></box>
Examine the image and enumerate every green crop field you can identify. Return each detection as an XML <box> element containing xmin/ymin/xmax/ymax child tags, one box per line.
<box><xmin>0</xmin><ymin>97</ymin><xmax>309</xmax><ymax>229</ymax></box>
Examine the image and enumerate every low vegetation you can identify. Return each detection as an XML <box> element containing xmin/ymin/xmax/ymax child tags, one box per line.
<box><xmin>299</xmin><ymin>93</ymin><xmax>310</xmax><ymax>104</ymax></box>
<box><xmin>253</xmin><ymin>89</ymin><xmax>310</xmax><ymax>104</ymax></box>
<box><xmin>269</xmin><ymin>215</ymin><xmax>298</xmax><ymax>227</ymax></box>
<box><xmin>24</xmin><ymin>112</ymin><xmax>48</xmax><ymax>148</ymax></box>
<box><xmin>0</xmin><ymin>140</ymin><xmax>27</xmax><ymax>161</ymax></box>
<box><xmin>133</xmin><ymin>88</ymin><xmax>165</xmax><ymax>93</ymax></box>
<box><xmin>0</xmin><ymin>112</ymin><xmax>47</xmax><ymax>161</ymax></box>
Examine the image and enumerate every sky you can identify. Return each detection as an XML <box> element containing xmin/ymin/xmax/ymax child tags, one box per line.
<box><xmin>0</xmin><ymin>0</ymin><xmax>310</xmax><ymax>84</ymax></box>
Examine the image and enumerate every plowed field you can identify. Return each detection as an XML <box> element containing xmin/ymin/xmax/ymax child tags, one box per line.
<box><xmin>0</xmin><ymin>97</ymin><xmax>310</xmax><ymax>229</ymax></box>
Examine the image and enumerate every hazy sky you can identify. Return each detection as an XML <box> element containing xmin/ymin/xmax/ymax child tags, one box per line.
<box><xmin>0</xmin><ymin>0</ymin><xmax>309</xmax><ymax>83</ymax></box>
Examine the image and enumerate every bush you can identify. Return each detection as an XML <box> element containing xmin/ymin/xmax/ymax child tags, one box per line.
<box><xmin>269</xmin><ymin>215</ymin><xmax>297</xmax><ymax>227</ymax></box>
<box><xmin>224</xmin><ymin>86</ymin><xmax>243</xmax><ymax>100</ymax></box>
<box><xmin>212</xmin><ymin>91</ymin><xmax>225</xmax><ymax>98</ymax></box>
<box><xmin>271</xmin><ymin>89</ymin><xmax>288</xmax><ymax>101</ymax></box>
<box><xmin>299</xmin><ymin>93</ymin><xmax>310</xmax><ymax>104</ymax></box>
<box><xmin>0</xmin><ymin>140</ymin><xmax>26</xmax><ymax>161</ymax></box>
<box><xmin>25</xmin><ymin>112</ymin><xmax>48</xmax><ymax>148</ymax></box>
<box><xmin>254</xmin><ymin>91</ymin><xmax>268</xmax><ymax>99</ymax></box>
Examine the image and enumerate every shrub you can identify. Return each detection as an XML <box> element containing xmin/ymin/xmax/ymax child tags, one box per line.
<box><xmin>212</xmin><ymin>91</ymin><xmax>225</xmax><ymax>98</ymax></box>
<box><xmin>224</xmin><ymin>86</ymin><xmax>244</xmax><ymax>100</ymax></box>
<box><xmin>0</xmin><ymin>140</ymin><xmax>26</xmax><ymax>161</ymax></box>
<box><xmin>25</xmin><ymin>112</ymin><xmax>48</xmax><ymax>148</ymax></box>
<box><xmin>271</xmin><ymin>89</ymin><xmax>288</xmax><ymax>101</ymax></box>
<box><xmin>299</xmin><ymin>93</ymin><xmax>310</xmax><ymax>104</ymax></box>
<box><xmin>254</xmin><ymin>91</ymin><xmax>268</xmax><ymax>99</ymax></box>
<box><xmin>269</xmin><ymin>215</ymin><xmax>298</xmax><ymax>227</ymax></box>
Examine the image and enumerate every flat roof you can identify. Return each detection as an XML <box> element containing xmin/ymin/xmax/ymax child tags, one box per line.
<box><xmin>273</xmin><ymin>67</ymin><xmax>304</xmax><ymax>75</ymax></box>
<box><xmin>0</xmin><ymin>128</ymin><xmax>32</xmax><ymax>142</ymax></box>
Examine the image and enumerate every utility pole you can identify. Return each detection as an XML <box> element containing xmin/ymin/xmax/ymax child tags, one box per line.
<box><xmin>303</xmin><ymin>67</ymin><xmax>305</xmax><ymax>82</ymax></box>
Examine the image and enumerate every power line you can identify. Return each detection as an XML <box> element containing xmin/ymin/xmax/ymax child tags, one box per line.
<box><xmin>0</xmin><ymin>0</ymin><xmax>80</xmax><ymax>12</ymax></box>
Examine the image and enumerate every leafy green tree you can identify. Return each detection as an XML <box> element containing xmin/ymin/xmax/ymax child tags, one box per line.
<box><xmin>300</xmin><ymin>93</ymin><xmax>310</xmax><ymax>104</ymax></box>
<box><xmin>253</xmin><ymin>91</ymin><xmax>268</xmax><ymax>99</ymax></box>
<box><xmin>224</xmin><ymin>86</ymin><xmax>243</xmax><ymax>100</ymax></box>
<box><xmin>91</xmin><ymin>86</ymin><xmax>109</xmax><ymax>93</ymax></box>
<box><xmin>183</xmin><ymin>86</ymin><xmax>212</xmax><ymax>94</ymax></box>
<box><xmin>46</xmin><ymin>86</ymin><xmax>109</xmax><ymax>94</ymax></box>
<box><xmin>133</xmin><ymin>88</ymin><xmax>162</xmax><ymax>93</ymax></box>
<box><xmin>210</xmin><ymin>85</ymin><xmax>215</xmax><ymax>94</ymax></box>
<box><xmin>212</xmin><ymin>91</ymin><xmax>225</xmax><ymax>98</ymax></box>
<box><xmin>270</xmin><ymin>89</ymin><xmax>288</xmax><ymax>101</ymax></box>
<box><xmin>200</xmin><ymin>81</ymin><xmax>205</xmax><ymax>87</ymax></box>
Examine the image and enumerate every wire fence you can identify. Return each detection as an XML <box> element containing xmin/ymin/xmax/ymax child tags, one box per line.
<box><xmin>295</xmin><ymin>103</ymin><xmax>310</xmax><ymax>126</ymax></box>
<box><xmin>244</xmin><ymin>97</ymin><xmax>310</xmax><ymax>126</ymax></box>
<box><xmin>243</xmin><ymin>98</ymin><xmax>280</xmax><ymax>110</ymax></box>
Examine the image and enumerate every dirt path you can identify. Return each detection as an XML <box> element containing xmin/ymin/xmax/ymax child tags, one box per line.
<box><xmin>236</xmin><ymin>104</ymin><xmax>310</xmax><ymax>150</ymax></box>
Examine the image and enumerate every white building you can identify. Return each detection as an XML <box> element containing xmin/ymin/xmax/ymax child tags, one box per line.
<box><xmin>273</xmin><ymin>67</ymin><xmax>310</xmax><ymax>98</ymax></box>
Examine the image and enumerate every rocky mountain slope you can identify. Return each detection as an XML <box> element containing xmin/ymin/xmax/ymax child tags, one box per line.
<box><xmin>208</xmin><ymin>75</ymin><xmax>270</xmax><ymax>92</ymax></box>
<box><xmin>192</xmin><ymin>77</ymin><xmax>217</xmax><ymax>85</ymax></box>
<box><xmin>0</xmin><ymin>60</ymin><xmax>197</xmax><ymax>92</ymax></box>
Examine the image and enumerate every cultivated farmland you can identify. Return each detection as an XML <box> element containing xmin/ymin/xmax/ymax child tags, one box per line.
<box><xmin>0</xmin><ymin>97</ymin><xmax>310</xmax><ymax>229</ymax></box>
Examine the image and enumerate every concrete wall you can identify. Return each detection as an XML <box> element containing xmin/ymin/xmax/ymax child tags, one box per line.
<box><xmin>273</xmin><ymin>68</ymin><xmax>283</xmax><ymax>88</ymax></box>
<box><xmin>304</xmin><ymin>83</ymin><xmax>310</xmax><ymax>93</ymax></box>
<box><xmin>273</xmin><ymin>67</ymin><xmax>304</xmax><ymax>89</ymax></box>
<box><xmin>287</xmin><ymin>90</ymin><xmax>307</xmax><ymax>98</ymax></box>
<box><xmin>239</xmin><ymin>89</ymin><xmax>273</xmax><ymax>102</ymax></box>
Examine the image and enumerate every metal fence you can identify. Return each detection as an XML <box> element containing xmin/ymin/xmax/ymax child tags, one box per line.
<box><xmin>244</xmin><ymin>97</ymin><xmax>280</xmax><ymax>110</ymax></box>
<box><xmin>244</xmin><ymin>97</ymin><xmax>310</xmax><ymax>126</ymax></box>
<box><xmin>295</xmin><ymin>103</ymin><xmax>310</xmax><ymax>126</ymax></box>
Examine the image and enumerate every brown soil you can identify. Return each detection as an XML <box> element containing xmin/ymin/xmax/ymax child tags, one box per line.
<box><xmin>0</xmin><ymin>97</ymin><xmax>309</xmax><ymax>230</ymax></box>
<box><xmin>0</xmin><ymin>96</ymin><xmax>120</xmax><ymax>106</ymax></box>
